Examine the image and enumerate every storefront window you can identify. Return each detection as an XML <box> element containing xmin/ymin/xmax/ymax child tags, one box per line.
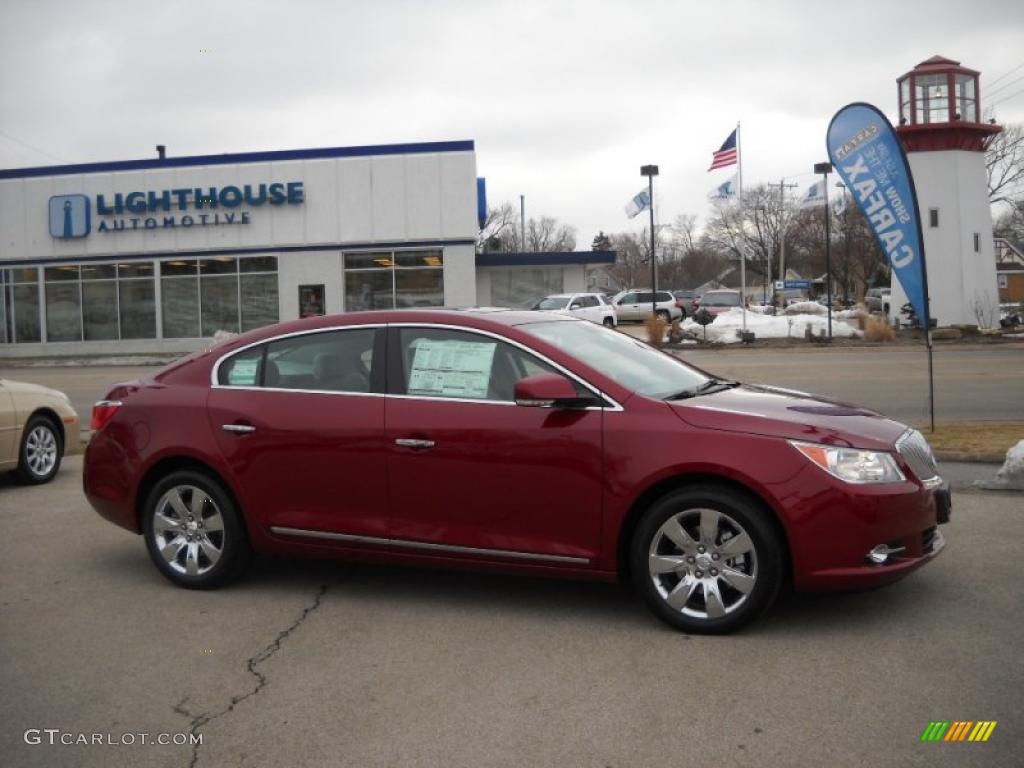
<box><xmin>343</xmin><ymin>249</ymin><xmax>444</xmax><ymax>311</ymax></box>
<box><xmin>489</xmin><ymin>267</ymin><xmax>563</xmax><ymax>308</ymax></box>
<box><xmin>44</xmin><ymin>266</ymin><xmax>82</xmax><ymax>342</ymax></box>
<box><xmin>2</xmin><ymin>269</ymin><xmax>41</xmax><ymax>344</ymax></box>
<box><xmin>82</xmin><ymin>280</ymin><xmax>118</xmax><ymax>340</ymax></box>
<box><xmin>162</xmin><ymin>256</ymin><xmax>277</xmax><ymax>338</ymax></box>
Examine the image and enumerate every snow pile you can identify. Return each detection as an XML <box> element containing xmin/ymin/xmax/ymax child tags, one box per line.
<box><xmin>784</xmin><ymin>301</ymin><xmax>826</xmax><ymax>316</ymax></box>
<box><xmin>682</xmin><ymin>307</ymin><xmax>861</xmax><ymax>344</ymax></box>
<box><xmin>211</xmin><ymin>330</ymin><xmax>239</xmax><ymax>346</ymax></box>
<box><xmin>983</xmin><ymin>440</ymin><xmax>1024</xmax><ymax>491</ymax></box>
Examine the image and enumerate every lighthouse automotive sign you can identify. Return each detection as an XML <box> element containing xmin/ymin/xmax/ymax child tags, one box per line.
<box><xmin>48</xmin><ymin>182</ymin><xmax>304</xmax><ymax>238</ymax></box>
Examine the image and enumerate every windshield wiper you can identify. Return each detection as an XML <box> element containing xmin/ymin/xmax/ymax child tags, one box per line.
<box><xmin>664</xmin><ymin>378</ymin><xmax>739</xmax><ymax>400</ymax></box>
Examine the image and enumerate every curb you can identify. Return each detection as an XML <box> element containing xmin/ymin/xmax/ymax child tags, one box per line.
<box><xmin>934</xmin><ymin>451</ymin><xmax>1005</xmax><ymax>464</ymax></box>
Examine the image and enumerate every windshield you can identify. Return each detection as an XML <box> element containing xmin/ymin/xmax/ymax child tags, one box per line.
<box><xmin>703</xmin><ymin>292</ymin><xmax>740</xmax><ymax>307</ymax></box>
<box><xmin>522</xmin><ymin>320</ymin><xmax>710</xmax><ymax>398</ymax></box>
<box><xmin>533</xmin><ymin>297</ymin><xmax>570</xmax><ymax>311</ymax></box>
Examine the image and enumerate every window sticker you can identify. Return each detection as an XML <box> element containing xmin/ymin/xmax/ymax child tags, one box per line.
<box><xmin>228</xmin><ymin>357</ymin><xmax>259</xmax><ymax>386</ymax></box>
<box><xmin>407</xmin><ymin>338</ymin><xmax>496</xmax><ymax>398</ymax></box>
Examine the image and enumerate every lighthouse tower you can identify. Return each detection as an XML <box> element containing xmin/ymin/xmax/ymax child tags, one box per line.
<box><xmin>891</xmin><ymin>56</ymin><xmax>1002</xmax><ymax>328</ymax></box>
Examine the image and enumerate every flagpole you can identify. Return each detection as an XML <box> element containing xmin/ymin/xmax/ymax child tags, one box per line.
<box><xmin>737</xmin><ymin>121</ymin><xmax>747</xmax><ymax>332</ymax></box>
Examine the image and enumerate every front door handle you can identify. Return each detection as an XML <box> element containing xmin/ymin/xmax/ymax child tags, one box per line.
<box><xmin>222</xmin><ymin>424</ymin><xmax>256</xmax><ymax>434</ymax></box>
<box><xmin>395</xmin><ymin>438</ymin><xmax>435</xmax><ymax>449</ymax></box>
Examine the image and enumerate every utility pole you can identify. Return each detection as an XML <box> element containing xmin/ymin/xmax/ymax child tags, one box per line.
<box><xmin>641</xmin><ymin>165</ymin><xmax>659</xmax><ymax>316</ymax></box>
<box><xmin>519</xmin><ymin>195</ymin><xmax>526</xmax><ymax>252</ymax></box>
<box><xmin>775</xmin><ymin>178</ymin><xmax>798</xmax><ymax>305</ymax></box>
<box><xmin>813</xmin><ymin>162</ymin><xmax>834</xmax><ymax>339</ymax></box>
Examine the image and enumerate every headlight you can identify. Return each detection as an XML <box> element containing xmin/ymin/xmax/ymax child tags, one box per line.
<box><xmin>790</xmin><ymin>440</ymin><xmax>906</xmax><ymax>484</ymax></box>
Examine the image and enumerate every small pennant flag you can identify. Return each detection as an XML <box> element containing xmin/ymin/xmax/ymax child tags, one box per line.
<box><xmin>708</xmin><ymin>174</ymin><xmax>738</xmax><ymax>201</ymax></box>
<box><xmin>832</xmin><ymin>188</ymin><xmax>848</xmax><ymax>216</ymax></box>
<box><xmin>708</xmin><ymin>129</ymin><xmax>738</xmax><ymax>171</ymax></box>
<box><xmin>800</xmin><ymin>180</ymin><xmax>826</xmax><ymax>208</ymax></box>
<box><xmin>624</xmin><ymin>188</ymin><xmax>651</xmax><ymax>218</ymax></box>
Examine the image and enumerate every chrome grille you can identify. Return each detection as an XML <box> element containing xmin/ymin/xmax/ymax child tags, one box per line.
<box><xmin>897</xmin><ymin>429</ymin><xmax>939</xmax><ymax>482</ymax></box>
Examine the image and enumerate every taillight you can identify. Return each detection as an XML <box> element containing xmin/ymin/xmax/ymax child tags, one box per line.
<box><xmin>90</xmin><ymin>400</ymin><xmax>123</xmax><ymax>431</ymax></box>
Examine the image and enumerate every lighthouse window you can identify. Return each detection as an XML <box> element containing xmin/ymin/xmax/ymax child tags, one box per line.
<box><xmin>929</xmin><ymin>208</ymin><xmax>939</xmax><ymax>228</ymax></box>
<box><xmin>915</xmin><ymin>74</ymin><xmax>949</xmax><ymax>124</ymax></box>
<box><xmin>955</xmin><ymin>75</ymin><xmax>977</xmax><ymax>122</ymax></box>
<box><xmin>899</xmin><ymin>78</ymin><xmax>911</xmax><ymax>124</ymax></box>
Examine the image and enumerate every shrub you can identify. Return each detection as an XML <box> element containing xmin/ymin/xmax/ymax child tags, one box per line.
<box><xmin>864</xmin><ymin>315</ymin><xmax>895</xmax><ymax>342</ymax></box>
<box><xmin>645</xmin><ymin>316</ymin><xmax>668</xmax><ymax>347</ymax></box>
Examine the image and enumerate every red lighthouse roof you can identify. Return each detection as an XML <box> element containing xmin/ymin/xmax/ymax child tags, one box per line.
<box><xmin>895</xmin><ymin>56</ymin><xmax>1000</xmax><ymax>152</ymax></box>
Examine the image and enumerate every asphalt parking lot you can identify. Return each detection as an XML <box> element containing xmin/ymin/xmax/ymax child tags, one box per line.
<box><xmin>1</xmin><ymin>456</ymin><xmax>1021</xmax><ymax>768</ymax></box>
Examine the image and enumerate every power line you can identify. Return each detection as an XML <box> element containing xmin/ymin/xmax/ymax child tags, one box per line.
<box><xmin>989</xmin><ymin>84</ymin><xmax>1024</xmax><ymax>110</ymax></box>
<box><xmin>986</xmin><ymin>61</ymin><xmax>1024</xmax><ymax>89</ymax></box>
<box><xmin>986</xmin><ymin>73</ymin><xmax>1024</xmax><ymax>99</ymax></box>
<box><xmin>0</xmin><ymin>129</ymin><xmax>66</xmax><ymax>163</ymax></box>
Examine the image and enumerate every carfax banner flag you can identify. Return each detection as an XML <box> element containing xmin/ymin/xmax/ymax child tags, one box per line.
<box><xmin>826</xmin><ymin>102</ymin><xmax>930</xmax><ymax>328</ymax></box>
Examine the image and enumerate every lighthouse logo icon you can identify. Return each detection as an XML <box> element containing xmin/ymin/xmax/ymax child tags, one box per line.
<box><xmin>48</xmin><ymin>194</ymin><xmax>91</xmax><ymax>238</ymax></box>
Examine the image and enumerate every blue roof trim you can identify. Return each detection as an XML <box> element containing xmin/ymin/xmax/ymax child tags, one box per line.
<box><xmin>476</xmin><ymin>251</ymin><xmax>616</xmax><ymax>267</ymax></box>
<box><xmin>0</xmin><ymin>238</ymin><xmax>477</xmax><ymax>268</ymax></box>
<box><xmin>0</xmin><ymin>140</ymin><xmax>476</xmax><ymax>180</ymax></box>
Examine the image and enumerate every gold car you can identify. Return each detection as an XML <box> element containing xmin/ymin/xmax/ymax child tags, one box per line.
<box><xmin>0</xmin><ymin>379</ymin><xmax>78</xmax><ymax>484</ymax></box>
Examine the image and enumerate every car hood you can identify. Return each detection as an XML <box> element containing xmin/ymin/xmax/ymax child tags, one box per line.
<box><xmin>669</xmin><ymin>383</ymin><xmax>908</xmax><ymax>450</ymax></box>
<box><xmin>0</xmin><ymin>378</ymin><xmax>70</xmax><ymax>402</ymax></box>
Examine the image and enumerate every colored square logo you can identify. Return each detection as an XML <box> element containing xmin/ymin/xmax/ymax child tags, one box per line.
<box><xmin>49</xmin><ymin>194</ymin><xmax>91</xmax><ymax>238</ymax></box>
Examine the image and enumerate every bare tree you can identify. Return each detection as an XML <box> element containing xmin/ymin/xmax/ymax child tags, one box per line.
<box><xmin>986</xmin><ymin>122</ymin><xmax>1024</xmax><ymax>208</ymax></box>
<box><xmin>477</xmin><ymin>202</ymin><xmax>518</xmax><ymax>252</ymax></box>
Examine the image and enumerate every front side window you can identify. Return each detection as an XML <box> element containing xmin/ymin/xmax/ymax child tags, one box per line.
<box><xmin>523</xmin><ymin>319</ymin><xmax>709</xmax><ymax>399</ymax></box>
<box><xmin>397</xmin><ymin>328</ymin><xmax>562</xmax><ymax>402</ymax></box>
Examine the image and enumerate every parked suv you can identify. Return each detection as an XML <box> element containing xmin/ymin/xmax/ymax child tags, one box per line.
<box><xmin>611</xmin><ymin>289</ymin><xmax>683</xmax><ymax>323</ymax></box>
<box><xmin>695</xmin><ymin>289</ymin><xmax>742</xmax><ymax>316</ymax></box>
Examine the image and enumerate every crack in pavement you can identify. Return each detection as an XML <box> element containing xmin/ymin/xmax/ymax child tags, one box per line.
<box><xmin>173</xmin><ymin>583</ymin><xmax>330</xmax><ymax>768</ymax></box>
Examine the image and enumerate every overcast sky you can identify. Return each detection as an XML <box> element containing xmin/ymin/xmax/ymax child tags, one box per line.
<box><xmin>2</xmin><ymin>0</ymin><xmax>1023</xmax><ymax>247</ymax></box>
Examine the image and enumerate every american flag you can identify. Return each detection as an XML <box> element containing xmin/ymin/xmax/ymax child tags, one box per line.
<box><xmin>708</xmin><ymin>129</ymin><xmax>738</xmax><ymax>171</ymax></box>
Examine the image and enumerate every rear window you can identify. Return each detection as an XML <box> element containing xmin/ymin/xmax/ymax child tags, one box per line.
<box><xmin>702</xmin><ymin>292</ymin><xmax>741</xmax><ymax>307</ymax></box>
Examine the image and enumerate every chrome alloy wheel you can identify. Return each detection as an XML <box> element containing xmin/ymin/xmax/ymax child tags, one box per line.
<box><xmin>151</xmin><ymin>485</ymin><xmax>226</xmax><ymax>577</ymax></box>
<box><xmin>648</xmin><ymin>508</ymin><xmax>758</xmax><ymax>620</ymax></box>
<box><xmin>25</xmin><ymin>425</ymin><xmax>58</xmax><ymax>477</ymax></box>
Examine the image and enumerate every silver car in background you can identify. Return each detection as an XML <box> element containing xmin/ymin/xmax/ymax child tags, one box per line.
<box><xmin>532</xmin><ymin>293</ymin><xmax>618</xmax><ymax>326</ymax></box>
<box><xmin>610</xmin><ymin>289</ymin><xmax>683</xmax><ymax>323</ymax></box>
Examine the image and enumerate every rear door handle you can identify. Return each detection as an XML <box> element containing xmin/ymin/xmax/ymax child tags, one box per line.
<box><xmin>395</xmin><ymin>438</ymin><xmax>435</xmax><ymax>449</ymax></box>
<box><xmin>222</xmin><ymin>424</ymin><xmax>256</xmax><ymax>434</ymax></box>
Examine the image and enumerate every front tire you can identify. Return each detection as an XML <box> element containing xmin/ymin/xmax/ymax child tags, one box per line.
<box><xmin>603</xmin><ymin>316</ymin><xmax>616</xmax><ymax>328</ymax></box>
<box><xmin>142</xmin><ymin>470</ymin><xmax>251</xmax><ymax>589</ymax></box>
<box><xmin>16</xmin><ymin>415</ymin><xmax>62</xmax><ymax>484</ymax></box>
<box><xmin>630</xmin><ymin>485</ymin><xmax>782</xmax><ymax>634</ymax></box>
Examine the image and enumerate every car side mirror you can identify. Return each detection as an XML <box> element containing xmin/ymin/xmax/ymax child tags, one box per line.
<box><xmin>569</xmin><ymin>302</ymin><xmax>583</xmax><ymax>310</ymax></box>
<box><xmin>515</xmin><ymin>373</ymin><xmax>589</xmax><ymax>408</ymax></box>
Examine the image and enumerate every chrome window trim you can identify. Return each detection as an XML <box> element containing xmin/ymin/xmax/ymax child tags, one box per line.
<box><xmin>390</xmin><ymin>321</ymin><xmax>624</xmax><ymax>412</ymax></box>
<box><xmin>269</xmin><ymin>526</ymin><xmax>590</xmax><ymax>565</ymax></box>
<box><xmin>210</xmin><ymin>320</ymin><xmax>623</xmax><ymax>412</ymax></box>
<box><xmin>210</xmin><ymin>323</ymin><xmax>384</xmax><ymax>388</ymax></box>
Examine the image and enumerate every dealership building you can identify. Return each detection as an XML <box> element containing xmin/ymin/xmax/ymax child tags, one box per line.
<box><xmin>0</xmin><ymin>140</ymin><xmax>613</xmax><ymax>356</ymax></box>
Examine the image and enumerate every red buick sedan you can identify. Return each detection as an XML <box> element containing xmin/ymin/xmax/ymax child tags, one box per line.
<box><xmin>83</xmin><ymin>310</ymin><xmax>949</xmax><ymax>633</ymax></box>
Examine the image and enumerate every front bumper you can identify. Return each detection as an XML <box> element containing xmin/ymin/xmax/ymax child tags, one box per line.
<box><xmin>789</xmin><ymin>470</ymin><xmax>950</xmax><ymax>592</ymax></box>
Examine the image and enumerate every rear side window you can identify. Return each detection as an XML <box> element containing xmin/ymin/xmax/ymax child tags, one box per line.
<box><xmin>265</xmin><ymin>329</ymin><xmax>376</xmax><ymax>392</ymax></box>
<box><xmin>217</xmin><ymin>328</ymin><xmax>376</xmax><ymax>392</ymax></box>
<box><xmin>218</xmin><ymin>347</ymin><xmax>264</xmax><ymax>387</ymax></box>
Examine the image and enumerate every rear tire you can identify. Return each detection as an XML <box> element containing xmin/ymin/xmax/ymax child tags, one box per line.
<box><xmin>603</xmin><ymin>317</ymin><xmax>615</xmax><ymax>328</ymax></box>
<box><xmin>656</xmin><ymin>310</ymin><xmax>671</xmax><ymax>323</ymax></box>
<box><xmin>630</xmin><ymin>485</ymin><xmax>782</xmax><ymax>634</ymax></box>
<box><xmin>16</xmin><ymin>415</ymin><xmax>62</xmax><ymax>485</ymax></box>
<box><xmin>143</xmin><ymin>470</ymin><xmax>251</xmax><ymax>589</ymax></box>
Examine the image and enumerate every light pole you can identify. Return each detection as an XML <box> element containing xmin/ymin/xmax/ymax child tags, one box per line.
<box><xmin>640</xmin><ymin>165</ymin><xmax>659</xmax><ymax>316</ymax></box>
<box><xmin>813</xmin><ymin>161</ymin><xmax>833</xmax><ymax>339</ymax></box>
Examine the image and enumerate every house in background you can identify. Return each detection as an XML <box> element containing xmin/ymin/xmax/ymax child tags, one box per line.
<box><xmin>995</xmin><ymin>238</ymin><xmax>1024</xmax><ymax>305</ymax></box>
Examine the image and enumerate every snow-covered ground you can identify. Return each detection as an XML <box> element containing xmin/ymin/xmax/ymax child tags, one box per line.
<box><xmin>682</xmin><ymin>307</ymin><xmax>861</xmax><ymax>343</ymax></box>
